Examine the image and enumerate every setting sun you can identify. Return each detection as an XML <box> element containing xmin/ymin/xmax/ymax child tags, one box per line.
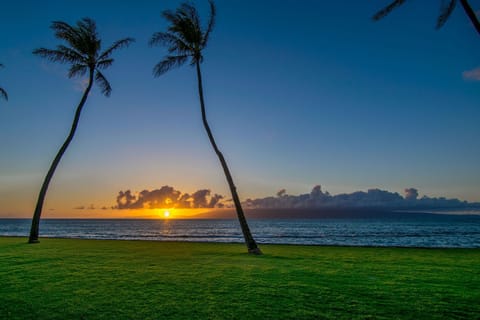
<box><xmin>163</xmin><ymin>210</ymin><xmax>170</xmax><ymax>218</ymax></box>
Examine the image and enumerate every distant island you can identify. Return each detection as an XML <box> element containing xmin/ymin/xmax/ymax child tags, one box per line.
<box><xmin>190</xmin><ymin>208</ymin><xmax>480</xmax><ymax>219</ymax></box>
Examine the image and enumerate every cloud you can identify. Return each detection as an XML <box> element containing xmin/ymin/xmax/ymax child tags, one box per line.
<box><xmin>243</xmin><ymin>185</ymin><xmax>476</xmax><ymax>209</ymax></box>
<box><xmin>209</xmin><ymin>194</ymin><xmax>224</xmax><ymax>208</ymax></box>
<box><xmin>276</xmin><ymin>189</ymin><xmax>287</xmax><ymax>197</ymax></box>
<box><xmin>462</xmin><ymin>67</ymin><xmax>480</xmax><ymax>81</ymax></box>
<box><xmin>114</xmin><ymin>185</ymin><xmax>226</xmax><ymax>209</ymax></box>
<box><xmin>116</xmin><ymin>190</ymin><xmax>139</xmax><ymax>209</ymax></box>
<box><xmin>191</xmin><ymin>189</ymin><xmax>210</xmax><ymax>208</ymax></box>
<box><xmin>74</xmin><ymin>204</ymin><xmax>96</xmax><ymax>210</ymax></box>
<box><xmin>113</xmin><ymin>185</ymin><xmax>478</xmax><ymax>211</ymax></box>
<box><xmin>404</xmin><ymin>188</ymin><xmax>418</xmax><ymax>201</ymax></box>
<box><xmin>139</xmin><ymin>186</ymin><xmax>181</xmax><ymax>209</ymax></box>
<box><xmin>74</xmin><ymin>78</ymin><xmax>90</xmax><ymax>92</ymax></box>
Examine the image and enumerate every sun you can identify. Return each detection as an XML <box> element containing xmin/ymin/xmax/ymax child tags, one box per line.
<box><xmin>163</xmin><ymin>210</ymin><xmax>170</xmax><ymax>218</ymax></box>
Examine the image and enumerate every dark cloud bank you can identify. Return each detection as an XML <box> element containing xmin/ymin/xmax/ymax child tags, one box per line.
<box><xmin>243</xmin><ymin>185</ymin><xmax>479</xmax><ymax>210</ymax></box>
<box><xmin>240</xmin><ymin>186</ymin><xmax>480</xmax><ymax>218</ymax></box>
<box><xmin>111</xmin><ymin>185</ymin><xmax>479</xmax><ymax>212</ymax></box>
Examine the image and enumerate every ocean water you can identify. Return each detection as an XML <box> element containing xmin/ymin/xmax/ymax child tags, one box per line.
<box><xmin>1</xmin><ymin>214</ymin><xmax>480</xmax><ymax>248</ymax></box>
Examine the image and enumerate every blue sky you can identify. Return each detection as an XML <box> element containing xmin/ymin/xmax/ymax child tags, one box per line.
<box><xmin>0</xmin><ymin>1</ymin><xmax>479</xmax><ymax>216</ymax></box>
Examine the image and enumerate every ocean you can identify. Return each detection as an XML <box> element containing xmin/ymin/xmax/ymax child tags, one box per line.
<box><xmin>1</xmin><ymin>213</ymin><xmax>480</xmax><ymax>248</ymax></box>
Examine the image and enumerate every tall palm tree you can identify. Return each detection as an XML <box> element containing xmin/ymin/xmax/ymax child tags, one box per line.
<box><xmin>372</xmin><ymin>0</ymin><xmax>480</xmax><ymax>35</ymax></box>
<box><xmin>149</xmin><ymin>1</ymin><xmax>262</xmax><ymax>254</ymax></box>
<box><xmin>0</xmin><ymin>64</ymin><xmax>7</xmax><ymax>101</ymax></box>
<box><xmin>29</xmin><ymin>18</ymin><xmax>134</xmax><ymax>243</ymax></box>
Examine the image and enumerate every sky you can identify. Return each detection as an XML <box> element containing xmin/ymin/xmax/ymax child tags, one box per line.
<box><xmin>0</xmin><ymin>0</ymin><xmax>479</xmax><ymax>218</ymax></box>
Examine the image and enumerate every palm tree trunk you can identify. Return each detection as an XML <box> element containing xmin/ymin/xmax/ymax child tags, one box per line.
<box><xmin>28</xmin><ymin>70</ymin><xmax>94</xmax><ymax>243</ymax></box>
<box><xmin>459</xmin><ymin>0</ymin><xmax>480</xmax><ymax>35</ymax></box>
<box><xmin>195</xmin><ymin>62</ymin><xmax>261</xmax><ymax>254</ymax></box>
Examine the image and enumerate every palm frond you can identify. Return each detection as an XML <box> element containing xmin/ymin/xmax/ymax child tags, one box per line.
<box><xmin>153</xmin><ymin>55</ymin><xmax>188</xmax><ymax>77</ymax></box>
<box><xmin>75</xmin><ymin>18</ymin><xmax>100</xmax><ymax>58</ymax></box>
<box><xmin>0</xmin><ymin>88</ymin><xmax>7</xmax><ymax>101</ymax></box>
<box><xmin>98</xmin><ymin>38</ymin><xmax>135</xmax><ymax>61</ymax></box>
<box><xmin>150</xmin><ymin>32</ymin><xmax>177</xmax><ymax>46</ymax></box>
<box><xmin>33</xmin><ymin>48</ymin><xmax>82</xmax><ymax>64</ymax></box>
<box><xmin>52</xmin><ymin>20</ymin><xmax>90</xmax><ymax>55</ymax></box>
<box><xmin>459</xmin><ymin>0</ymin><xmax>480</xmax><ymax>35</ymax></box>
<box><xmin>77</xmin><ymin>18</ymin><xmax>98</xmax><ymax>44</ymax></box>
<box><xmin>36</xmin><ymin>18</ymin><xmax>132</xmax><ymax>97</ymax></box>
<box><xmin>68</xmin><ymin>64</ymin><xmax>88</xmax><ymax>78</ymax></box>
<box><xmin>190</xmin><ymin>55</ymin><xmax>203</xmax><ymax>66</ymax></box>
<box><xmin>202</xmin><ymin>0</ymin><xmax>216</xmax><ymax>47</ymax></box>
<box><xmin>48</xmin><ymin>20</ymin><xmax>91</xmax><ymax>59</ymax></box>
<box><xmin>51</xmin><ymin>21</ymin><xmax>78</xmax><ymax>44</ymax></box>
<box><xmin>436</xmin><ymin>0</ymin><xmax>457</xmax><ymax>29</ymax></box>
<box><xmin>95</xmin><ymin>70</ymin><xmax>112</xmax><ymax>97</ymax></box>
<box><xmin>96</xmin><ymin>58</ymin><xmax>113</xmax><ymax>70</ymax></box>
<box><xmin>372</xmin><ymin>0</ymin><xmax>407</xmax><ymax>21</ymax></box>
<box><xmin>56</xmin><ymin>45</ymin><xmax>86</xmax><ymax>63</ymax></box>
<box><xmin>78</xmin><ymin>18</ymin><xmax>97</xmax><ymax>33</ymax></box>
<box><xmin>162</xmin><ymin>9</ymin><xmax>179</xmax><ymax>25</ymax></box>
<box><xmin>149</xmin><ymin>32</ymin><xmax>192</xmax><ymax>53</ymax></box>
<box><xmin>179</xmin><ymin>2</ymin><xmax>201</xmax><ymax>31</ymax></box>
<box><xmin>165</xmin><ymin>3</ymin><xmax>202</xmax><ymax>46</ymax></box>
<box><xmin>152</xmin><ymin>1</ymin><xmax>216</xmax><ymax>75</ymax></box>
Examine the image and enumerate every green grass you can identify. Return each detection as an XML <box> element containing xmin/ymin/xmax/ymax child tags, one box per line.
<box><xmin>0</xmin><ymin>237</ymin><xmax>479</xmax><ymax>319</ymax></box>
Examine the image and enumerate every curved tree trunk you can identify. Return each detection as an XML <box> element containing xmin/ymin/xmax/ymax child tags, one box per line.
<box><xmin>195</xmin><ymin>62</ymin><xmax>261</xmax><ymax>254</ymax></box>
<box><xmin>459</xmin><ymin>0</ymin><xmax>480</xmax><ymax>35</ymax></box>
<box><xmin>28</xmin><ymin>70</ymin><xmax>94</xmax><ymax>243</ymax></box>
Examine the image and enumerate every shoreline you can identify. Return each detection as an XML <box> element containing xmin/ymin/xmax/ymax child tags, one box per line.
<box><xmin>2</xmin><ymin>235</ymin><xmax>479</xmax><ymax>250</ymax></box>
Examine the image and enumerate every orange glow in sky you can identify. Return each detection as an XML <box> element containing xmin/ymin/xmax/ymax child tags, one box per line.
<box><xmin>31</xmin><ymin>208</ymin><xmax>220</xmax><ymax>219</ymax></box>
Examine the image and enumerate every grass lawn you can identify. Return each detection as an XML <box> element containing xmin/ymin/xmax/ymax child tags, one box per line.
<box><xmin>0</xmin><ymin>237</ymin><xmax>479</xmax><ymax>319</ymax></box>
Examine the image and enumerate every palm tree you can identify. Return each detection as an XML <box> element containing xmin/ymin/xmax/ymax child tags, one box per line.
<box><xmin>372</xmin><ymin>0</ymin><xmax>480</xmax><ymax>35</ymax></box>
<box><xmin>149</xmin><ymin>1</ymin><xmax>262</xmax><ymax>254</ymax></box>
<box><xmin>0</xmin><ymin>64</ymin><xmax>7</xmax><ymax>101</ymax></box>
<box><xmin>29</xmin><ymin>18</ymin><xmax>134</xmax><ymax>243</ymax></box>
